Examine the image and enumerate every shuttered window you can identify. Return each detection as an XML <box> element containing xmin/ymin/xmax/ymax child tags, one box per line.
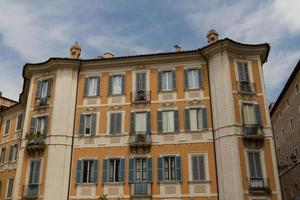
<box><xmin>185</xmin><ymin>68</ymin><xmax>203</xmax><ymax>90</ymax></box>
<box><xmin>0</xmin><ymin>148</ymin><xmax>6</xmax><ymax>164</ymax></box>
<box><xmin>6</xmin><ymin>178</ymin><xmax>14</xmax><ymax>198</ymax></box>
<box><xmin>248</xmin><ymin>152</ymin><xmax>263</xmax><ymax>178</ymax></box>
<box><xmin>191</xmin><ymin>155</ymin><xmax>206</xmax><ymax>181</ymax></box>
<box><xmin>79</xmin><ymin>114</ymin><xmax>97</xmax><ymax>135</ymax></box>
<box><xmin>4</xmin><ymin>120</ymin><xmax>10</xmax><ymax>135</ymax></box>
<box><xmin>30</xmin><ymin>116</ymin><xmax>48</xmax><ymax>135</ymax></box>
<box><xmin>242</xmin><ymin>103</ymin><xmax>262</xmax><ymax>126</ymax></box>
<box><xmin>76</xmin><ymin>159</ymin><xmax>98</xmax><ymax>184</ymax></box>
<box><xmin>36</xmin><ymin>78</ymin><xmax>52</xmax><ymax>100</ymax></box>
<box><xmin>84</xmin><ymin>76</ymin><xmax>100</xmax><ymax>97</ymax></box>
<box><xmin>136</xmin><ymin>72</ymin><xmax>146</xmax><ymax>91</ymax></box>
<box><xmin>237</xmin><ymin>62</ymin><xmax>250</xmax><ymax>82</ymax></box>
<box><xmin>102</xmin><ymin>158</ymin><xmax>124</xmax><ymax>183</ymax></box>
<box><xmin>186</xmin><ymin>108</ymin><xmax>208</xmax><ymax>131</ymax></box>
<box><xmin>135</xmin><ymin>112</ymin><xmax>147</xmax><ymax>133</ymax></box>
<box><xmin>158</xmin><ymin>156</ymin><xmax>181</xmax><ymax>181</ymax></box>
<box><xmin>109</xmin><ymin>75</ymin><xmax>125</xmax><ymax>95</ymax></box>
<box><xmin>159</xmin><ymin>71</ymin><xmax>176</xmax><ymax>91</ymax></box>
<box><xmin>110</xmin><ymin>113</ymin><xmax>122</xmax><ymax>134</ymax></box>
<box><xmin>16</xmin><ymin>114</ymin><xmax>23</xmax><ymax>131</ymax></box>
<box><xmin>9</xmin><ymin>144</ymin><xmax>18</xmax><ymax>162</ymax></box>
<box><xmin>29</xmin><ymin>160</ymin><xmax>41</xmax><ymax>185</ymax></box>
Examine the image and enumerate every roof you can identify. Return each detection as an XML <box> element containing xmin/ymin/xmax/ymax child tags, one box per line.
<box><xmin>270</xmin><ymin>59</ymin><xmax>300</xmax><ymax>115</ymax></box>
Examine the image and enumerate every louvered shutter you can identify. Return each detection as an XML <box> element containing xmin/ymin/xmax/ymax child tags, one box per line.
<box><xmin>184</xmin><ymin>70</ymin><xmax>188</xmax><ymax>90</ymax></box>
<box><xmin>91</xmin><ymin>114</ymin><xmax>96</xmax><ymax>135</ymax></box>
<box><xmin>120</xmin><ymin>159</ymin><xmax>125</xmax><ymax>182</ymax></box>
<box><xmin>130</xmin><ymin>112</ymin><xmax>135</xmax><ymax>133</ymax></box>
<box><xmin>47</xmin><ymin>78</ymin><xmax>53</xmax><ymax>97</ymax></box>
<box><xmin>255</xmin><ymin>153</ymin><xmax>263</xmax><ymax>178</ymax></box>
<box><xmin>157</xmin><ymin>111</ymin><xmax>162</xmax><ymax>133</ymax></box>
<box><xmin>192</xmin><ymin>156</ymin><xmax>199</xmax><ymax>180</ymax></box>
<box><xmin>172</xmin><ymin>71</ymin><xmax>176</xmax><ymax>90</ymax></box>
<box><xmin>198</xmin><ymin>68</ymin><xmax>203</xmax><ymax>88</ymax></box>
<box><xmin>121</xmin><ymin>75</ymin><xmax>125</xmax><ymax>94</ymax></box>
<box><xmin>158</xmin><ymin>72</ymin><xmax>162</xmax><ymax>91</ymax></box>
<box><xmin>110</xmin><ymin>113</ymin><xmax>115</xmax><ymax>134</ymax></box>
<box><xmin>116</xmin><ymin>113</ymin><xmax>122</xmax><ymax>133</ymax></box>
<box><xmin>158</xmin><ymin>157</ymin><xmax>163</xmax><ymax>181</ymax></box>
<box><xmin>146</xmin><ymin>111</ymin><xmax>151</xmax><ymax>134</ymax></box>
<box><xmin>108</xmin><ymin>76</ymin><xmax>113</xmax><ymax>94</ymax></box>
<box><xmin>185</xmin><ymin>109</ymin><xmax>190</xmax><ymax>131</ymax></box>
<box><xmin>198</xmin><ymin>156</ymin><xmax>205</xmax><ymax>180</ymax></box>
<box><xmin>175</xmin><ymin>156</ymin><xmax>181</xmax><ymax>181</ymax></box>
<box><xmin>92</xmin><ymin>160</ymin><xmax>98</xmax><ymax>183</ymax></box>
<box><xmin>84</xmin><ymin>78</ymin><xmax>89</xmax><ymax>97</ymax></box>
<box><xmin>129</xmin><ymin>158</ymin><xmax>135</xmax><ymax>182</ymax></box>
<box><xmin>248</xmin><ymin>152</ymin><xmax>256</xmax><ymax>178</ymax></box>
<box><xmin>174</xmin><ymin>110</ymin><xmax>179</xmax><ymax>132</ymax></box>
<box><xmin>141</xmin><ymin>73</ymin><xmax>146</xmax><ymax>91</ymax></box>
<box><xmin>254</xmin><ymin>104</ymin><xmax>262</xmax><ymax>126</ymax></box>
<box><xmin>76</xmin><ymin>160</ymin><xmax>83</xmax><ymax>184</ymax></box>
<box><xmin>102</xmin><ymin>159</ymin><xmax>108</xmax><ymax>183</ymax></box>
<box><xmin>96</xmin><ymin>77</ymin><xmax>100</xmax><ymax>96</ymax></box>
<box><xmin>147</xmin><ymin>158</ymin><xmax>152</xmax><ymax>182</ymax></box>
<box><xmin>35</xmin><ymin>80</ymin><xmax>42</xmax><ymax>99</ymax></box>
<box><xmin>202</xmin><ymin>108</ymin><xmax>208</xmax><ymax>130</ymax></box>
<box><xmin>9</xmin><ymin>146</ymin><xmax>14</xmax><ymax>161</ymax></box>
<box><xmin>79</xmin><ymin>115</ymin><xmax>85</xmax><ymax>135</ymax></box>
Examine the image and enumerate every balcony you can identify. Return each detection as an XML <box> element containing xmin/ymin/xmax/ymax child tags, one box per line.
<box><xmin>26</xmin><ymin>132</ymin><xmax>46</xmax><ymax>154</ymax></box>
<box><xmin>35</xmin><ymin>97</ymin><xmax>49</xmax><ymax>108</ymax></box>
<box><xmin>248</xmin><ymin>178</ymin><xmax>271</xmax><ymax>195</ymax></box>
<box><xmin>130</xmin><ymin>182</ymin><xmax>152</xmax><ymax>198</ymax></box>
<box><xmin>128</xmin><ymin>132</ymin><xmax>152</xmax><ymax>148</ymax></box>
<box><xmin>242</xmin><ymin>124</ymin><xmax>264</xmax><ymax>140</ymax></box>
<box><xmin>131</xmin><ymin>91</ymin><xmax>151</xmax><ymax>103</ymax></box>
<box><xmin>23</xmin><ymin>184</ymin><xmax>39</xmax><ymax>199</ymax></box>
<box><xmin>236</xmin><ymin>81</ymin><xmax>256</xmax><ymax>94</ymax></box>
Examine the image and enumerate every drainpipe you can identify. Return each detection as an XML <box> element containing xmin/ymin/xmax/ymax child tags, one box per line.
<box><xmin>67</xmin><ymin>60</ymin><xmax>82</xmax><ymax>199</ymax></box>
<box><xmin>199</xmin><ymin>50</ymin><xmax>220</xmax><ymax>200</ymax></box>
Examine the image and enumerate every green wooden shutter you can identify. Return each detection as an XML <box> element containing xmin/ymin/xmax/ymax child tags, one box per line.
<box><xmin>96</xmin><ymin>77</ymin><xmax>100</xmax><ymax>96</ymax></box>
<box><xmin>35</xmin><ymin>80</ymin><xmax>42</xmax><ymax>99</ymax></box>
<box><xmin>34</xmin><ymin>160</ymin><xmax>41</xmax><ymax>184</ymax></box>
<box><xmin>76</xmin><ymin>160</ymin><xmax>83</xmax><ymax>184</ymax></box>
<box><xmin>158</xmin><ymin>157</ymin><xmax>163</xmax><ymax>181</ymax></box>
<box><xmin>84</xmin><ymin>77</ymin><xmax>89</xmax><ymax>97</ymax></box>
<box><xmin>29</xmin><ymin>160</ymin><xmax>35</xmax><ymax>184</ymax></box>
<box><xmin>157</xmin><ymin>111</ymin><xmax>162</xmax><ymax>133</ymax></box>
<box><xmin>158</xmin><ymin>72</ymin><xmax>162</xmax><ymax>91</ymax></box>
<box><xmin>146</xmin><ymin>111</ymin><xmax>151</xmax><ymax>134</ymax></box>
<box><xmin>255</xmin><ymin>153</ymin><xmax>263</xmax><ymax>178</ymax></box>
<box><xmin>175</xmin><ymin>156</ymin><xmax>181</xmax><ymax>181</ymax></box>
<box><xmin>244</xmin><ymin>63</ymin><xmax>250</xmax><ymax>82</ymax></box>
<box><xmin>116</xmin><ymin>113</ymin><xmax>122</xmax><ymax>133</ymax></box>
<box><xmin>93</xmin><ymin>160</ymin><xmax>98</xmax><ymax>183</ymax></box>
<box><xmin>141</xmin><ymin>73</ymin><xmax>146</xmax><ymax>91</ymax></box>
<box><xmin>254</xmin><ymin>104</ymin><xmax>262</xmax><ymax>126</ymax></box>
<box><xmin>30</xmin><ymin>118</ymin><xmax>36</xmax><ymax>133</ymax></box>
<box><xmin>102</xmin><ymin>159</ymin><xmax>108</xmax><ymax>183</ymax></box>
<box><xmin>129</xmin><ymin>158</ymin><xmax>135</xmax><ymax>182</ymax></box>
<box><xmin>44</xmin><ymin>116</ymin><xmax>48</xmax><ymax>135</ymax></box>
<box><xmin>248</xmin><ymin>152</ymin><xmax>256</xmax><ymax>178</ymax></box>
<box><xmin>91</xmin><ymin>114</ymin><xmax>97</xmax><ymax>135</ymax></box>
<box><xmin>185</xmin><ymin>109</ymin><xmax>190</xmax><ymax>131</ymax></box>
<box><xmin>120</xmin><ymin>159</ymin><xmax>125</xmax><ymax>182</ymax></box>
<box><xmin>108</xmin><ymin>76</ymin><xmax>113</xmax><ymax>94</ymax></box>
<box><xmin>198</xmin><ymin>156</ymin><xmax>205</xmax><ymax>180</ymax></box>
<box><xmin>172</xmin><ymin>71</ymin><xmax>176</xmax><ymax>90</ymax></box>
<box><xmin>198</xmin><ymin>68</ymin><xmax>203</xmax><ymax>88</ymax></box>
<box><xmin>121</xmin><ymin>75</ymin><xmax>125</xmax><ymax>94</ymax></box>
<box><xmin>184</xmin><ymin>69</ymin><xmax>188</xmax><ymax>90</ymax></box>
<box><xmin>147</xmin><ymin>158</ymin><xmax>152</xmax><ymax>182</ymax></box>
<box><xmin>110</xmin><ymin>113</ymin><xmax>115</xmax><ymax>134</ymax></box>
<box><xmin>174</xmin><ymin>110</ymin><xmax>179</xmax><ymax>132</ymax></box>
<box><xmin>130</xmin><ymin>112</ymin><xmax>135</xmax><ymax>133</ymax></box>
<box><xmin>9</xmin><ymin>145</ymin><xmax>14</xmax><ymax>161</ymax></box>
<box><xmin>79</xmin><ymin>115</ymin><xmax>85</xmax><ymax>135</ymax></box>
<box><xmin>47</xmin><ymin>78</ymin><xmax>53</xmax><ymax>97</ymax></box>
<box><xmin>202</xmin><ymin>108</ymin><xmax>208</xmax><ymax>130</ymax></box>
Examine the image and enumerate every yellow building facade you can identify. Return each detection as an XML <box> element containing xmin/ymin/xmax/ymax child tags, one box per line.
<box><xmin>0</xmin><ymin>31</ymin><xmax>281</xmax><ymax>200</ymax></box>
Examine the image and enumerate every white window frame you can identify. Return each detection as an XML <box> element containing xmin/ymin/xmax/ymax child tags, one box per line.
<box><xmin>135</xmin><ymin>158</ymin><xmax>147</xmax><ymax>181</ymax></box>
<box><xmin>107</xmin><ymin>111</ymin><xmax>124</xmax><ymax>135</ymax></box>
<box><xmin>40</xmin><ymin>79</ymin><xmax>49</xmax><ymax>99</ymax></box>
<box><xmin>112</xmin><ymin>75</ymin><xmax>123</xmax><ymax>95</ymax></box>
<box><xmin>163</xmin><ymin>156</ymin><xmax>176</xmax><ymax>181</ymax></box>
<box><xmin>187</xmin><ymin>68</ymin><xmax>200</xmax><ymax>89</ymax></box>
<box><xmin>82</xmin><ymin>159</ymin><xmax>95</xmax><ymax>184</ymax></box>
<box><xmin>234</xmin><ymin>59</ymin><xmax>254</xmax><ymax>83</ymax></box>
<box><xmin>6</xmin><ymin>178</ymin><xmax>14</xmax><ymax>198</ymax></box>
<box><xmin>34</xmin><ymin>116</ymin><xmax>47</xmax><ymax>134</ymax></box>
<box><xmin>109</xmin><ymin>112</ymin><xmax>123</xmax><ymax>134</ymax></box>
<box><xmin>9</xmin><ymin>144</ymin><xmax>18</xmax><ymax>162</ymax></box>
<box><xmin>87</xmin><ymin>76</ymin><xmax>99</xmax><ymax>96</ymax></box>
<box><xmin>162</xmin><ymin>110</ymin><xmax>175</xmax><ymax>133</ymax></box>
<box><xmin>161</xmin><ymin>71</ymin><xmax>173</xmax><ymax>91</ymax></box>
<box><xmin>83</xmin><ymin>114</ymin><xmax>92</xmax><ymax>135</ymax></box>
<box><xmin>244</xmin><ymin>149</ymin><xmax>267</xmax><ymax>182</ymax></box>
<box><xmin>135</xmin><ymin>112</ymin><xmax>147</xmax><ymax>133</ymax></box>
<box><xmin>188</xmin><ymin>153</ymin><xmax>209</xmax><ymax>182</ymax></box>
<box><xmin>108</xmin><ymin>158</ymin><xmax>121</xmax><ymax>183</ymax></box>
<box><xmin>189</xmin><ymin>108</ymin><xmax>205</xmax><ymax>131</ymax></box>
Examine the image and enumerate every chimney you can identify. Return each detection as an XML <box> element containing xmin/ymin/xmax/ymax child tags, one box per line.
<box><xmin>70</xmin><ymin>42</ymin><xmax>81</xmax><ymax>59</ymax></box>
<box><xmin>174</xmin><ymin>45</ymin><xmax>181</xmax><ymax>52</ymax></box>
<box><xmin>103</xmin><ymin>52</ymin><xmax>114</xmax><ymax>58</ymax></box>
<box><xmin>207</xmin><ymin>29</ymin><xmax>219</xmax><ymax>44</ymax></box>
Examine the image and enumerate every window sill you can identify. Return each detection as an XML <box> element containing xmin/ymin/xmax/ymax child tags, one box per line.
<box><xmin>188</xmin><ymin>129</ymin><xmax>209</xmax><ymax>133</ymax></box>
<box><xmin>185</xmin><ymin>87</ymin><xmax>204</xmax><ymax>91</ymax></box>
<box><xmin>158</xmin><ymin>131</ymin><xmax>178</xmax><ymax>135</ymax></box>
<box><xmin>76</xmin><ymin>183</ymin><xmax>97</xmax><ymax>186</ymax></box>
<box><xmin>158</xmin><ymin>90</ymin><xmax>176</xmax><ymax>93</ymax></box>
<box><xmin>158</xmin><ymin>181</ymin><xmax>181</xmax><ymax>184</ymax></box>
<box><xmin>107</xmin><ymin>133</ymin><xmax>123</xmax><ymax>137</ymax></box>
<box><xmin>103</xmin><ymin>182</ymin><xmax>124</xmax><ymax>185</ymax></box>
<box><xmin>108</xmin><ymin>94</ymin><xmax>125</xmax><ymax>97</ymax></box>
<box><xmin>188</xmin><ymin>180</ymin><xmax>211</xmax><ymax>184</ymax></box>
<box><xmin>84</xmin><ymin>95</ymin><xmax>101</xmax><ymax>98</ymax></box>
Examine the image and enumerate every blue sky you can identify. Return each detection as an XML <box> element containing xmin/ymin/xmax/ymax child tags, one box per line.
<box><xmin>0</xmin><ymin>0</ymin><xmax>299</xmax><ymax>102</ymax></box>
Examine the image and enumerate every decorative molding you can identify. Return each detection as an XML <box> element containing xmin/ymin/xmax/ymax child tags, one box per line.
<box><xmin>109</xmin><ymin>105</ymin><xmax>124</xmax><ymax>111</ymax></box>
<box><xmin>185</xmin><ymin>99</ymin><xmax>204</xmax><ymax>107</ymax></box>
<box><xmin>238</xmin><ymin>94</ymin><xmax>257</xmax><ymax>101</ymax></box>
<box><xmin>135</xmin><ymin>65</ymin><xmax>146</xmax><ymax>70</ymax></box>
<box><xmin>83</xmin><ymin>106</ymin><xmax>100</xmax><ymax>112</ymax></box>
<box><xmin>160</xmin><ymin>101</ymin><xmax>176</xmax><ymax>108</ymax></box>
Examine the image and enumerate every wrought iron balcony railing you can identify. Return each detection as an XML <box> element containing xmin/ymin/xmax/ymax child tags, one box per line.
<box><xmin>131</xmin><ymin>91</ymin><xmax>151</xmax><ymax>103</ymax></box>
<box><xmin>237</xmin><ymin>81</ymin><xmax>256</xmax><ymax>94</ymax></box>
<box><xmin>26</xmin><ymin>133</ymin><xmax>46</xmax><ymax>154</ymax></box>
<box><xmin>23</xmin><ymin>184</ymin><xmax>39</xmax><ymax>199</ymax></box>
<box><xmin>130</xmin><ymin>182</ymin><xmax>152</xmax><ymax>197</ymax></box>
<box><xmin>128</xmin><ymin>132</ymin><xmax>152</xmax><ymax>147</ymax></box>
<box><xmin>248</xmin><ymin>178</ymin><xmax>271</xmax><ymax>194</ymax></box>
<box><xmin>242</xmin><ymin>124</ymin><xmax>264</xmax><ymax>140</ymax></box>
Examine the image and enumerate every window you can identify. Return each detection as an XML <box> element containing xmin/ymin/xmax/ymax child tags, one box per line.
<box><xmin>79</xmin><ymin>114</ymin><xmax>97</xmax><ymax>135</ymax></box>
<box><xmin>185</xmin><ymin>68</ymin><xmax>202</xmax><ymax>90</ymax></box>
<box><xmin>29</xmin><ymin>160</ymin><xmax>41</xmax><ymax>185</ymax></box>
<box><xmin>158</xmin><ymin>71</ymin><xmax>175</xmax><ymax>91</ymax></box>
<box><xmin>102</xmin><ymin>158</ymin><xmax>124</xmax><ymax>183</ymax></box>
<box><xmin>248</xmin><ymin>151</ymin><xmax>263</xmax><ymax>179</ymax></box>
<box><xmin>36</xmin><ymin>79</ymin><xmax>52</xmax><ymax>100</ymax></box>
<box><xmin>76</xmin><ymin>159</ymin><xmax>98</xmax><ymax>184</ymax></box>
<box><xmin>131</xmin><ymin>112</ymin><xmax>151</xmax><ymax>134</ymax></box>
<box><xmin>4</xmin><ymin>120</ymin><xmax>10</xmax><ymax>135</ymax></box>
<box><xmin>84</xmin><ymin>77</ymin><xmax>100</xmax><ymax>97</ymax></box>
<box><xmin>157</xmin><ymin>156</ymin><xmax>181</xmax><ymax>181</ymax></box>
<box><xmin>16</xmin><ymin>114</ymin><xmax>23</xmax><ymax>131</ymax></box>
<box><xmin>110</xmin><ymin>113</ymin><xmax>122</xmax><ymax>134</ymax></box>
<box><xmin>289</xmin><ymin>118</ymin><xmax>294</xmax><ymax>131</ymax></box>
<box><xmin>6</xmin><ymin>178</ymin><xmax>14</xmax><ymax>198</ymax></box>
<box><xmin>136</xmin><ymin>72</ymin><xmax>146</xmax><ymax>91</ymax></box>
<box><xmin>185</xmin><ymin>108</ymin><xmax>208</xmax><ymax>131</ymax></box>
<box><xmin>129</xmin><ymin>158</ymin><xmax>152</xmax><ymax>183</ymax></box>
<box><xmin>157</xmin><ymin>110</ymin><xmax>179</xmax><ymax>133</ymax></box>
<box><xmin>30</xmin><ymin>116</ymin><xmax>48</xmax><ymax>135</ymax></box>
<box><xmin>109</xmin><ymin>75</ymin><xmax>124</xmax><ymax>95</ymax></box>
<box><xmin>135</xmin><ymin>158</ymin><xmax>147</xmax><ymax>181</ymax></box>
<box><xmin>237</xmin><ymin>62</ymin><xmax>250</xmax><ymax>82</ymax></box>
<box><xmin>242</xmin><ymin>103</ymin><xmax>262</xmax><ymax>126</ymax></box>
<box><xmin>9</xmin><ymin>144</ymin><xmax>18</xmax><ymax>162</ymax></box>
<box><xmin>191</xmin><ymin>155</ymin><xmax>206</xmax><ymax>181</ymax></box>
<box><xmin>0</xmin><ymin>148</ymin><xmax>6</xmax><ymax>164</ymax></box>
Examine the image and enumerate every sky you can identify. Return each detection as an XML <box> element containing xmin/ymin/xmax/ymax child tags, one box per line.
<box><xmin>0</xmin><ymin>0</ymin><xmax>299</xmax><ymax>103</ymax></box>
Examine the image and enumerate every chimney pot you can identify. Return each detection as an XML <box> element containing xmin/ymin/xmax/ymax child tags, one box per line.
<box><xmin>103</xmin><ymin>52</ymin><xmax>114</xmax><ymax>58</ymax></box>
<box><xmin>174</xmin><ymin>45</ymin><xmax>181</xmax><ymax>52</ymax></box>
<box><xmin>207</xmin><ymin>29</ymin><xmax>219</xmax><ymax>44</ymax></box>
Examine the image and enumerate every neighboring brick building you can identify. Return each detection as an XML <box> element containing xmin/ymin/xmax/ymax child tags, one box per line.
<box><xmin>271</xmin><ymin>60</ymin><xmax>300</xmax><ymax>200</ymax></box>
<box><xmin>0</xmin><ymin>30</ymin><xmax>282</xmax><ymax>200</ymax></box>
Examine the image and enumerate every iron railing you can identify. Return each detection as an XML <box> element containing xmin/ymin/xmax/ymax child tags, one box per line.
<box><xmin>248</xmin><ymin>178</ymin><xmax>271</xmax><ymax>194</ymax></box>
<box><xmin>242</xmin><ymin>124</ymin><xmax>264</xmax><ymax>139</ymax></box>
<box><xmin>237</xmin><ymin>81</ymin><xmax>256</xmax><ymax>94</ymax></box>
<box><xmin>128</xmin><ymin>132</ymin><xmax>152</xmax><ymax>147</ymax></box>
<box><xmin>130</xmin><ymin>182</ymin><xmax>152</xmax><ymax>196</ymax></box>
<box><xmin>131</xmin><ymin>91</ymin><xmax>151</xmax><ymax>103</ymax></box>
<box><xmin>23</xmin><ymin>184</ymin><xmax>39</xmax><ymax>198</ymax></box>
